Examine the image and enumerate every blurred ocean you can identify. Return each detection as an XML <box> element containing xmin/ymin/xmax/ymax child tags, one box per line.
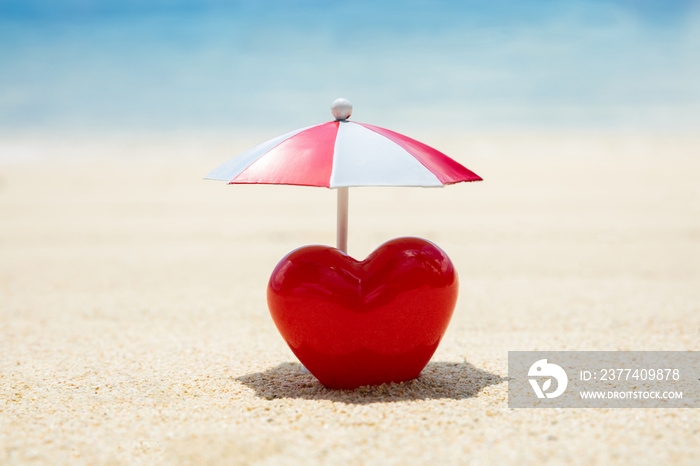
<box><xmin>1</xmin><ymin>0</ymin><xmax>699</xmax><ymax>135</ymax></box>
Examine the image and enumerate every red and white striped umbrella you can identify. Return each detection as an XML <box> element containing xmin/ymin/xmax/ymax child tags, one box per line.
<box><xmin>205</xmin><ymin>99</ymin><xmax>482</xmax><ymax>252</ymax></box>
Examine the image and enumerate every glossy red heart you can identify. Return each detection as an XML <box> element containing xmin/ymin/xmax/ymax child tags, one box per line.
<box><xmin>267</xmin><ymin>237</ymin><xmax>458</xmax><ymax>389</ymax></box>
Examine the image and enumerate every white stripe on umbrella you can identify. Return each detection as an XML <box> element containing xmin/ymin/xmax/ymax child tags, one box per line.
<box><xmin>203</xmin><ymin>124</ymin><xmax>315</xmax><ymax>182</ymax></box>
<box><xmin>329</xmin><ymin>121</ymin><xmax>443</xmax><ymax>188</ymax></box>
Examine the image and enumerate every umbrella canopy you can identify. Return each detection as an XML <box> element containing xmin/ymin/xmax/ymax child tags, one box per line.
<box><xmin>205</xmin><ymin>118</ymin><xmax>481</xmax><ymax>188</ymax></box>
<box><xmin>205</xmin><ymin>98</ymin><xmax>482</xmax><ymax>252</ymax></box>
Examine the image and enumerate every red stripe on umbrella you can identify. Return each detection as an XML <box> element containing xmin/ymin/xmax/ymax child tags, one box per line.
<box><xmin>232</xmin><ymin>121</ymin><xmax>339</xmax><ymax>187</ymax></box>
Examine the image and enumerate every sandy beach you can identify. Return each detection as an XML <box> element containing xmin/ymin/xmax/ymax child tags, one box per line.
<box><xmin>1</xmin><ymin>130</ymin><xmax>699</xmax><ymax>464</ymax></box>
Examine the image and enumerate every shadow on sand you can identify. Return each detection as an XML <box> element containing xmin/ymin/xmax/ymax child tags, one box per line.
<box><xmin>236</xmin><ymin>361</ymin><xmax>505</xmax><ymax>404</ymax></box>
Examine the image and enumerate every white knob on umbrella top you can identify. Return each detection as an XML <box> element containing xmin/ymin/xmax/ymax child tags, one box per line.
<box><xmin>331</xmin><ymin>98</ymin><xmax>353</xmax><ymax>121</ymax></box>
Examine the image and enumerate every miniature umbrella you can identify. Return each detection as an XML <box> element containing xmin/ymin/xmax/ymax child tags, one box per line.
<box><xmin>205</xmin><ymin>98</ymin><xmax>482</xmax><ymax>252</ymax></box>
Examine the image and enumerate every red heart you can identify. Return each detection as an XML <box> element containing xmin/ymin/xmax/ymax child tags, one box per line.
<box><xmin>267</xmin><ymin>237</ymin><xmax>458</xmax><ymax>389</ymax></box>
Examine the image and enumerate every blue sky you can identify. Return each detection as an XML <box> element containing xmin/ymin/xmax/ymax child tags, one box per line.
<box><xmin>1</xmin><ymin>0</ymin><xmax>698</xmax><ymax>133</ymax></box>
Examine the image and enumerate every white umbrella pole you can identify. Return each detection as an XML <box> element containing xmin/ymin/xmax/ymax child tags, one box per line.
<box><xmin>336</xmin><ymin>187</ymin><xmax>349</xmax><ymax>253</ymax></box>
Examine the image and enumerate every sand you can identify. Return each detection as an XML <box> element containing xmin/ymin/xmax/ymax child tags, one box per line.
<box><xmin>1</xmin><ymin>130</ymin><xmax>699</xmax><ymax>465</ymax></box>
